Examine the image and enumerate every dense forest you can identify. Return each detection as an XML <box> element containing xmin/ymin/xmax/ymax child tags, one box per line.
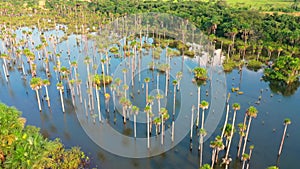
<box><xmin>1</xmin><ymin>0</ymin><xmax>300</xmax><ymax>58</ymax></box>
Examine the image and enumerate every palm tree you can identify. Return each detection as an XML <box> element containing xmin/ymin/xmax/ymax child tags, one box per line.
<box><xmin>237</xmin><ymin>123</ymin><xmax>247</xmax><ymax>158</ymax></box>
<box><xmin>225</xmin><ymin>103</ymin><xmax>240</xmax><ymax>168</ymax></box>
<box><xmin>159</xmin><ymin>107</ymin><xmax>168</xmax><ymax>145</ymax></box>
<box><xmin>123</xmin><ymin>84</ymin><xmax>129</xmax><ymax>98</ymax></box>
<box><xmin>176</xmin><ymin>71</ymin><xmax>182</xmax><ymax>90</ymax></box>
<box><xmin>144</xmin><ymin>105</ymin><xmax>151</xmax><ymax>149</ymax></box>
<box><xmin>172</xmin><ymin>80</ymin><xmax>178</xmax><ymax>116</ymax></box>
<box><xmin>105</xmin><ymin>93</ymin><xmax>110</xmax><ymax>112</ymax></box>
<box><xmin>241</xmin><ymin>106</ymin><xmax>258</xmax><ymax>159</ymax></box>
<box><xmin>199</xmin><ymin>128</ymin><xmax>207</xmax><ymax>167</ymax></box>
<box><xmin>93</xmin><ymin>74</ymin><xmax>102</xmax><ymax>122</ymax></box>
<box><xmin>0</xmin><ymin>53</ymin><xmax>10</xmax><ymax>79</ymax></box>
<box><xmin>190</xmin><ymin>105</ymin><xmax>195</xmax><ymax>140</ymax></box>
<box><xmin>56</xmin><ymin>82</ymin><xmax>65</xmax><ymax>113</ymax></box>
<box><xmin>120</xmin><ymin>97</ymin><xmax>129</xmax><ymax>124</ymax></box>
<box><xmin>155</xmin><ymin>93</ymin><xmax>163</xmax><ymax>114</ymax></box>
<box><xmin>267</xmin><ymin>166</ymin><xmax>279</xmax><ymax>169</ymax></box>
<box><xmin>147</xmin><ymin>95</ymin><xmax>155</xmax><ymax>133</ymax></box>
<box><xmin>132</xmin><ymin>105</ymin><xmax>139</xmax><ymax>139</ymax></box>
<box><xmin>199</xmin><ymin>100</ymin><xmax>209</xmax><ymax>130</ymax></box>
<box><xmin>114</xmin><ymin>78</ymin><xmax>122</xmax><ymax>96</ymax></box>
<box><xmin>238</xmin><ymin>107</ymin><xmax>250</xmax><ymax>158</ymax></box>
<box><xmin>144</xmin><ymin>77</ymin><xmax>150</xmax><ymax>103</ymax></box>
<box><xmin>196</xmin><ymin>85</ymin><xmax>201</xmax><ymax>128</ymax></box>
<box><xmin>221</xmin><ymin>93</ymin><xmax>231</xmax><ymax>138</ymax></box>
<box><xmin>42</xmin><ymin>79</ymin><xmax>51</xmax><ymax>107</ymax></box>
<box><xmin>200</xmin><ymin>164</ymin><xmax>212</xmax><ymax>169</ymax></box>
<box><xmin>30</xmin><ymin>77</ymin><xmax>42</xmax><ymax>111</ymax></box>
<box><xmin>210</xmin><ymin>136</ymin><xmax>224</xmax><ymax>168</ymax></box>
<box><xmin>214</xmin><ymin>136</ymin><xmax>225</xmax><ymax>163</ymax></box>
<box><xmin>246</xmin><ymin>145</ymin><xmax>255</xmax><ymax>169</ymax></box>
<box><xmin>153</xmin><ymin>116</ymin><xmax>162</xmax><ymax>136</ymax></box>
<box><xmin>122</xmin><ymin>68</ymin><xmax>127</xmax><ymax>85</ymax></box>
<box><xmin>241</xmin><ymin>153</ymin><xmax>250</xmax><ymax>169</ymax></box>
<box><xmin>278</xmin><ymin>118</ymin><xmax>291</xmax><ymax>156</ymax></box>
<box><xmin>101</xmin><ymin>58</ymin><xmax>107</xmax><ymax>94</ymax></box>
<box><xmin>193</xmin><ymin>67</ymin><xmax>207</xmax><ymax>81</ymax></box>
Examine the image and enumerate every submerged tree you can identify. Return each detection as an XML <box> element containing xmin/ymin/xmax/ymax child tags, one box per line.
<box><xmin>278</xmin><ymin>118</ymin><xmax>291</xmax><ymax>157</ymax></box>
<box><xmin>30</xmin><ymin>77</ymin><xmax>42</xmax><ymax>111</ymax></box>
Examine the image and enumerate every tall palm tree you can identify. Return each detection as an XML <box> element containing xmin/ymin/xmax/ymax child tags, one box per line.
<box><xmin>0</xmin><ymin>53</ymin><xmax>10</xmax><ymax>79</ymax></box>
<box><xmin>132</xmin><ymin>105</ymin><xmax>139</xmax><ymax>139</ymax></box>
<box><xmin>120</xmin><ymin>97</ymin><xmax>129</xmax><ymax>124</ymax></box>
<box><xmin>190</xmin><ymin>105</ymin><xmax>195</xmax><ymax>140</ymax></box>
<box><xmin>114</xmin><ymin>78</ymin><xmax>122</xmax><ymax>96</ymax></box>
<box><xmin>199</xmin><ymin>128</ymin><xmax>207</xmax><ymax>167</ymax></box>
<box><xmin>144</xmin><ymin>77</ymin><xmax>150</xmax><ymax>103</ymax></box>
<box><xmin>221</xmin><ymin>93</ymin><xmax>231</xmax><ymax>138</ymax></box>
<box><xmin>42</xmin><ymin>79</ymin><xmax>51</xmax><ymax>108</ymax></box>
<box><xmin>56</xmin><ymin>82</ymin><xmax>65</xmax><ymax>113</ymax></box>
<box><xmin>176</xmin><ymin>71</ymin><xmax>182</xmax><ymax>90</ymax></box>
<box><xmin>144</xmin><ymin>105</ymin><xmax>151</xmax><ymax>149</ymax></box>
<box><xmin>30</xmin><ymin>77</ymin><xmax>42</xmax><ymax>111</ymax></box>
<box><xmin>159</xmin><ymin>107</ymin><xmax>168</xmax><ymax>145</ymax></box>
<box><xmin>241</xmin><ymin>106</ymin><xmax>258</xmax><ymax>159</ymax></box>
<box><xmin>225</xmin><ymin>103</ymin><xmax>240</xmax><ymax>168</ymax></box>
<box><xmin>101</xmin><ymin>58</ymin><xmax>107</xmax><ymax>94</ymax></box>
<box><xmin>172</xmin><ymin>80</ymin><xmax>178</xmax><ymax>116</ymax></box>
<box><xmin>214</xmin><ymin>135</ymin><xmax>225</xmax><ymax>163</ymax></box>
<box><xmin>238</xmin><ymin>108</ymin><xmax>250</xmax><ymax>158</ymax></box>
<box><xmin>196</xmin><ymin>85</ymin><xmax>201</xmax><ymax>128</ymax></box>
<box><xmin>122</xmin><ymin>68</ymin><xmax>127</xmax><ymax>85</ymax></box>
<box><xmin>246</xmin><ymin>145</ymin><xmax>255</xmax><ymax>169</ymax></box>
<box><xmin>200</xmin><ymin>100</ymin><xmax>209</xmax><ymax>130</ymax></box>
<box><xmin>155</xmin><ymin>92</ymin><xmax>163</xmax><ymax>114</ymax></box>
<box><xmin>153</xmin><ymin>116</ymin><xmax>162</xmax><ymax>136</ymax></box>
<box><xmin>210</xmin><ymin>136</ymin><xmax>224</xmax><ymax>168</ymax></box>
<box><xmin>147</xmin><ymin>95</ymin><xmax>155</xmax><ymax>133</ymax></box>
<box><xmin>241</xmin><ymin>153</ymin><xmax>250</xmax><ymax>169</ymax></box>
<box><xmin>278</xmin><ymin>118</ymin><xmax>291</xmax><ymax>156</ymax></box>
<box><xmin>93</xmin><ymin>74</ymin><xmax>102</xmax><ymax>122</ymax></box>
<box><xmin>237</xmin><ymin>123</ymin><xmax>247</xmax><ymax>158</ymax></box>
<box><xmin>105</xmin><ymin>93</ymin><xmax>110</xmax><ymax>112</ymax></box>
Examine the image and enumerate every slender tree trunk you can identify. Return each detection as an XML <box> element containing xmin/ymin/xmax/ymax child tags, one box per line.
<box><xmin>242</xmin><ymin>160</ymin><xmax>246</xmax><ymax>169</ymax></box>
<box><xmin>44</xmin><ymin>86</ymin><xmax>50</xmax><ymax>107</ymax></box>
<box><xmin>95</xmin><ymin>86</ymin><xmax>102</xmax><ymax>122</ymax></box>
<box><xmin>35</xmin><ymin>89</ymin><xmax>42</xmax><ymax>111</ymax></box>
<box><xmin>171</xmin><ymin>120</ymin><xmax>175</xmax><ymax>142</ymax></box>
<box><xmin>190</xmin><ymin>106</ymin><xmax>194</xmax><ymax>140</ymax></box>
<box><xmin>211</xmin><ymin>149</ymin><xmax>216</xmax><ymax>169</ymax></box>
<box><xmin>196</xmin><ymin>86</ymin><xmax>200</xmax><ymax>128</ymax></box>
<box><xmin>173</xmin><ymin>85</ymin><xmax>176</xmax><ymax>116</ymax></box>
<box><xmin>134</xmin><ymin>114</ymin><xmax>137</xmax><ymax>138</ymax></box>
<box><xmin>147</xmin><ymin>112</ymin><xmax>150</xmax><ymax>149</ymax></box>
<box><xmin>225</xmin><ymin>110</ymin><xmax>237</xmax><ymax>159</ymax></box>
<box><xmin>161</xmin><ymin>113</ymin><xmax>164</xmax><ymax>145</ymax></box>
<box><xmin>59</xmin><ymin>89</ymin><xmax>65</xmax><ymax>112</ymax></box>
<box><xmin>237</xmin><ymin>114</ymin><xmax>248</xmax><ymax>158</ymax></box>
<box><xmin>241</xmin><ymin>117</ymin><xmax>252</xmax><ymax>160</ymax></box>
<box><xmin>278</xmin><ymin>124</ymin><xmax>288</xmax><ymax>156</ymax></box>
<box><xmin>221</xmin><ymin>103</ymin><xmax>230</xmax><ymax>138</ymax></box>
<box><xmin>246</xmin><ymin>149</ymin><xmax>253</xmax><ymax>169</ymax></box>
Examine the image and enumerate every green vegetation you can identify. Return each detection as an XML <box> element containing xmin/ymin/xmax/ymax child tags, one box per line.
<box><xmin>0</xmin><ymin>103</ymin><xmax>89</xmax><ymax>168</ymax></box>
<box><xmin>247</xmin><ymin>59</ymin><xmax>263</xmax><ymax>71</ymax></box>
<box><xmin>264</xmin><ymin>56</ymin><xmax>300</xmax><ymax>85</ymax></box>
<box><xmin>263</xmin><ymin>56</ymin><xmax>300</xmax><ymax>96</ymax></box>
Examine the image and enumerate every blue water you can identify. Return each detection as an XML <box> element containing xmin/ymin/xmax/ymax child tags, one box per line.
<box><xmin>0</xmin><ymin>27</ymin><xmax>299</xmax><ymax>169</ymax></box>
